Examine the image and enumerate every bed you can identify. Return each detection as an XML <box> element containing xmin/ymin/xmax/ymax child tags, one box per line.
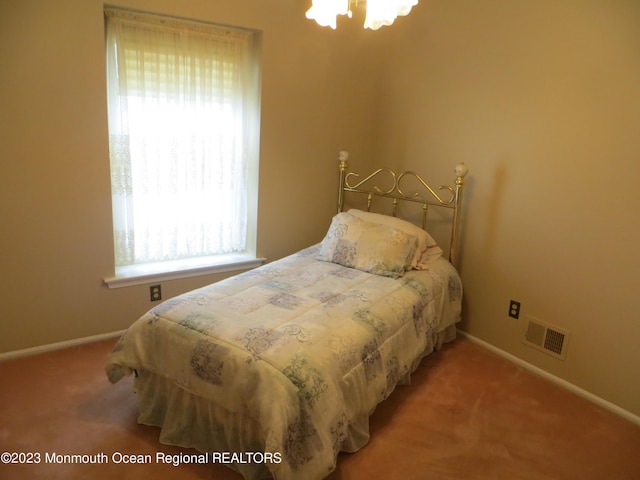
<box><xmin>105</xmin><ymin>151</ymin><xmax>469</xmax><ymax>480</ymax></box>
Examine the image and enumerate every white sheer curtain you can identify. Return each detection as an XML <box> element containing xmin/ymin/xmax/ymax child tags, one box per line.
<box><xmin>105</xmin><ymin>9</ymin><xmax>255</xmax><ymax>268</ymax></box>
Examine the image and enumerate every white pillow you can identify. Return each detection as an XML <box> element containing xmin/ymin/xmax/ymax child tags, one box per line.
<box><xmin>347</xmin><ymin>209</ymin><xmax>443</xmax><ymax>268</ymax></box>
<box><xmin>317</xmin><ymin>212</ymin><xmax>417</xmax><ymax>278</ymax></box>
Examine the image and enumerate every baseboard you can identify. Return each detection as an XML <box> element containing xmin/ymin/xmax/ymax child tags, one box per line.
<box><xmin>457</xmin><ymin>330</ymin><xmax>640</xmax><ymax>427</ymax></box>
<box><xmin>0</xmin><ymin>330</ymin><xmax>126</xmax><ymax>362</ymax></box>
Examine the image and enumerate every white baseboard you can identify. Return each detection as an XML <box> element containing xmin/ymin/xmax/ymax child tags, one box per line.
<box><xmin>457</xmin><ymin>330</ymin><xmax>640</xmax><ymax>427</ymax></box>
<box><xmin>0</xmin><ymin>330</ymin><xmax>126</xmax><ymax>362</ymax></box>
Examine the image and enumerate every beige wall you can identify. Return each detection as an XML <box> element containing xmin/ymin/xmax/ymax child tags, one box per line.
<box><xmin>373</xmin><ymin>0</ymin><xmax>640</xmax><ymax>417</ymax></box>
<box><xmin>1</xmin><ymin>0</ymin><xmax>639</xmax><ymax>419</ymax></box>
<box><xmin>0</xmin><ymin>0</ymin><xmax>378</xmax><ymax>352</ymax></box>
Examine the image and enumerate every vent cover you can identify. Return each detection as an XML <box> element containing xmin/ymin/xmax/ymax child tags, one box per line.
<box><xmin>523</xmin><ymin>316</ymin><xmax>569</xmax><ymax>360</ymax></box>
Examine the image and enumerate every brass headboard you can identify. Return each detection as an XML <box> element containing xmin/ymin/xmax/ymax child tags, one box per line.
<box><xmin>336</xmin><ymin>150</ymin><xmax>469</xmax><ymax>268</ymax></box>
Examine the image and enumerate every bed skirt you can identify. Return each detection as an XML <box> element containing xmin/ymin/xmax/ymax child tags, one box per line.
<box><xmin>132</xmin><ymin>324</ymin><xmax>457</xmax><ymax>480</ymax></box>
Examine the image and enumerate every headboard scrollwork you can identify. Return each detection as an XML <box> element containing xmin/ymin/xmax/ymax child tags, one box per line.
<box><xmin>336</xmin><ymin>150</ymin><xmax>469</xmax><ymax>268</ymax></box>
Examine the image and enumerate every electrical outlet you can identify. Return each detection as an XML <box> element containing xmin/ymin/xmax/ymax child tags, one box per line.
<box><xmin>508</xmin><ymin>300</ymin><xmax>521</xmax><ymax>319</ymax></box>
<box><xmin>150</xmin><ymin>284</ymin><xmax>162</xmax><ymax>302</ymax></box>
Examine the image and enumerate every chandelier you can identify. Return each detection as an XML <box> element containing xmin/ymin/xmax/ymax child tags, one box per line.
<box><xmin>306</xmin><ymin>0</ymin><xmax>418</xmax><ymax>30</ymax></box>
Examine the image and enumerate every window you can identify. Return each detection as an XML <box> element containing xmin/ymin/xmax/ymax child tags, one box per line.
<box><xmin>104</xmin><ymin>9</ymin><xmax>262</xmax><ymax>287</ymax></box>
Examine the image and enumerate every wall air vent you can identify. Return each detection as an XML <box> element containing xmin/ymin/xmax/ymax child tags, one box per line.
<box><xmin>523</xmin><ymin>316</ymin><xmax>570</xmax><ymax>360</ymax></box>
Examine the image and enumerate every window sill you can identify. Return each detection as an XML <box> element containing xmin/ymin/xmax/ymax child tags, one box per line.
<box><xmin>104</xmin><ymin>254</ymin><xmax>266</xmax><ymax>289</ymax></box>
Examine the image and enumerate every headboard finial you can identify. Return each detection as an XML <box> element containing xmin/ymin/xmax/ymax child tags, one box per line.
<box><xmin>454</xmin><ymin>163</ymin><xmax>469</xmax><ymax>178</ymax></box>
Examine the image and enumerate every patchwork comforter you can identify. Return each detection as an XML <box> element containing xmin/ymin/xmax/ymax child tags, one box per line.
<box><xmin>106</xmin><ymin>245</ymin><xmax>462</xmax><ymax>479</ymax></box>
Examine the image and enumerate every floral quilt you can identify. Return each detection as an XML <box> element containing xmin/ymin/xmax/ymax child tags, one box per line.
<box><xmin>106</xmin><ymin>245</ymin><xmax>462</xmax><ymax>479</ymax></box>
